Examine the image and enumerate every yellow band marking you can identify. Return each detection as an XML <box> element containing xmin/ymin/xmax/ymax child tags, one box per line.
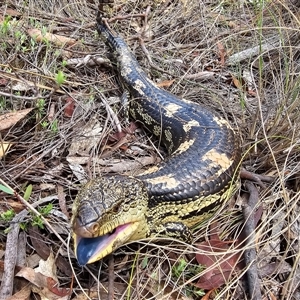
<box><xmin>213</xmin><ymin>116</ymin><xmax>233</xmax><ymax>130</ymax></box>
<box><xmin>202</xmin><ymin>148</ymin><xmax>233</xmax><ymax>170</ymax></box>
<box><xmin>174</xmin><ymin>139</ymin><xmax>195</xmax><ymax>154</ymax></box>
<box><xmin>183</xmin><ymin>120</ymin><xmax>199</xmax><ymax>132</ymax></box>
<box><xmin>164</xmin><ymin>103</ymin><xmax>182</xmax><ymax>117</ymax></box>
<box><xmin>141</xmin><ymin>165</ymin><xmax>161</xmax><ymax>175</ymax></box>
<box><xmin>132</xmin><ymin>79</ymin><xmax>146</xmax><ymax>95</ymax></box>
<box><xmin>147</xmin><ymin>175</ymin><xmax>178</xmax><ymax>189</ymax></box>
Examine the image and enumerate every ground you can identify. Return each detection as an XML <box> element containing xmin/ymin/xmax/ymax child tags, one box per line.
<box><xmin>0</xmin><ymin>0</ymin><xmax>299</xmax><ymax>299</ymax></box>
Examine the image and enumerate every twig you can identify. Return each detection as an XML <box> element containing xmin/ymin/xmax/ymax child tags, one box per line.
<box><xmin>183</xmin><ymin>71</ymin><xmax>216</xmax><ymax>81</ymax></box>
<box><xmin>0</xmin><ymin>90</ymin><xmax>42</xmax><ymax>101</ymax></box>
<box><xmin>98</xmin><ymin>91</ymin><xmax>122</xmax><ymax>133</ymax></box>
<box><xmin>57</xmin><ymin>184</ymin><xmax>70</xmax><ymax>219</ymax></box>
<box><xmin>0</xmin><ymin>209</ymin><xmax>27</xmax><ymax>298</ymax></box>
<box><xmin>240</xmin><ymin>168</ymin><xmax>274</xmax><ymax>189</ymax></box>
<box><xmin>227</xmin><ymin>36</ymin><xmax>280</xmax><ymax>65</ymax></box>
<box><xmin>143</xmin><ymin>6</ymin><xmax>151</xmax><ymax>32</ymax></box>
<box><xmin>137</xmin><ymin>37</ymin><xmax>152</xmax><ymax>65</ymax></box>
<box><xmin>242</xmin><ymin>182</ymin><xmax>262</xmax><ymax>300</ymax></box>
<box><xmin>66</xmin><ymin>55</ymin><xmax>111</xmax><ymax>68</ymax></box>
<box><xmin>227</xmin><ymin>29</ymin><xmax>300</xmax><ymax>66</ymax></box>
<box><xmin>0</xmin><ymin>70</ymin><xmax>65</xmax><ymax>95</ymax></box>
<box><xmin>108</xmin><ymin>13</ymin><xmax>148</xmax><ymax>23</ymax></box>
<box><xmin>106</xmin><ymin>4</ymin><xmax>151</xmax><ymax>24</ymax></box>
<box><xmin>100</xmin><ymin>135</ymin><xmax>131</xmax><ymax>159</ymax></box>
<box><xmin>108</xmin><ymin>254</ymin><xmax>114</xmax><ymax>300</ymax></box>
<box><xmin>47</xmin><ymin>102</ymin><xmax>56</xmax><ymax>122</ymax></box>
<box><xmin>17</xmin><ymin>232</ymin><xmax>26</xmax><ymax>266</ymax></box>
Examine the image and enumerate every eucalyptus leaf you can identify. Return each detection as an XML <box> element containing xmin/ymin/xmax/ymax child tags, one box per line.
<box><xmin>0</xmin><ymin>184</ymin><xmax>14</xmax><ymax>195</ymax></box>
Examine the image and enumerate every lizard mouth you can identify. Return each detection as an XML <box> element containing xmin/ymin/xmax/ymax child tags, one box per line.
<box><xmin>74</xmin><ymin>223</ymin><xmax>135</xmax><ymax>265</ymax></box>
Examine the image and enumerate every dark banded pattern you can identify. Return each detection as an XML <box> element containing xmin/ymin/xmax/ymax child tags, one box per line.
<box><xmin>71</xmin><ymin>6</ymin><xmax>241</xmax><ymax>265</ymax></box>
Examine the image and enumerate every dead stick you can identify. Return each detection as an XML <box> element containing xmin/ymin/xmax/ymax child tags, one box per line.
<box><xmin>240</xmin><ymin>168</ymin><xmax>274</xmax><ymax>188</ymax></box>
<box><xmin>108</xmin><ymin>13</ymin><xmax>148</xmax><ymax>23</ymax></box>
<box><xmin>0</xmin><ymin>210</ymin><xmax>27</xmax><ymax>298</ymax></box>
<box><xmin>243</xmin><ymin>182</ymin><xmax>262</xmax><ymax>300</ymax></box>
<box><xmin>108</xmin><ymin>254</ymin><xmax>115</xmax><ymax>300</ymax></box>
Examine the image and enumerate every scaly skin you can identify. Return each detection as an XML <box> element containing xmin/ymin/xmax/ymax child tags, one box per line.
<box><xmin>71</xmin><ymin>10</ymin><xmax>241</xmax><ymax>265</ymax></box>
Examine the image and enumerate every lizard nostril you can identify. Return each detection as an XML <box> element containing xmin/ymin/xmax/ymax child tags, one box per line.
<box><xmin>91</xmin><ymin>222</ymin><xmax>99</xmax><ymax>234</ymax></box>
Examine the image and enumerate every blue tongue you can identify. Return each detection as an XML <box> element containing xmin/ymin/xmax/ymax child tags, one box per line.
<box><xmin>77</xmin><ymin>234</ymin><xmax>109</xmax><ymax>265</ymax></box>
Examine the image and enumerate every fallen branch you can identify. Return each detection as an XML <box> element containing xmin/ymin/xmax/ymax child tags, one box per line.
<box><xmin>242</xmin><ymin>182</ymin><xmax>262</xmax><ymax>300</ymax></box>
<box><xmin>227</xmin><ymin>36</ymin><xmax>281</xmax><ymax>65</ymax></box>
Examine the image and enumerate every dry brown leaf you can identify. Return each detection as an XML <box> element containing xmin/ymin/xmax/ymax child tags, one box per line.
<box><xmin>195</xmin><ymin>240</ymin><xmax>242</xmax><ymax>290</ymax></box>
<box><xmin>28</xmin><ymin>228</ymin><xmax>72</xmax><ymax>277</ymax></box>
<box><xmin>247</xmin><ymin>89</ymin><xmax>257</xmax><ymax>96</ymax></box>
<box><xmin>60</xmin><ymin>49</ymin><xmax>73</xmax><ymax>60</ymax></box>
<box><xmin>1</xmin><ymin>8</ymin><xmax>22</xmax><ymax>17</ymax></box>
<box><xmin>231</xmin><ymin>74</ymin><xmax>257</xmax><ymax>96</ymax></box>
<box><xmin>217</xmin><ymin>42</ymin><xmax>226</xmax><ymax>66</ymax></box>
<box><xmin>32</xmin><ymin>281</ymin><xmax>69</xmax><ymax>300</ymax></box>
<box><xmin>228</xmin><ymin>21</ymin><xmax>237</xmax><ymax>28</ymax></box>
<box><xmin>231</xmin><ymin>74</ymin><xmax>244</xmax><ymax>90</ymax></box>
<box><xmin>73</xmin><ymin>282</ymin><xmax>127</xmax><ymax>300</ymax></box>
<box><xmin>0</xmin><ymin>199</ymin><xmax>25</xmax><ymax>213</ymax></box>
<box><xmin>156</xmin><ymin>79</ymin><xmax>175</xmax><ymax>87</ymax></box>
<box><xmin>16</xmin><ymin>267</ymin><xmax>70</xmax><ymax>299</ymax></box>
<box><xmin>64</xmin><ymin>97</ymin><xmax>75</xmax><ymax>117</ymax></box>
<box><xmin>57</xmin><ymin>184</ymin><xmax>69</xmax><ymax>218</ymax></box>
<box><xmin>6</xmin><ymin>284</ymin><xmax>32</xmax><ymax>300</ymax></box>
<box><xmin>16</xmin><ymin>267</ymin><xmax>49</xmax><ymax>288</ymax></box>
<box><xmin>39</xmin><ymin>183</ymin><xmax>56</xmax><ymax>191</ymax></box>
<box><xmin>27</xmin><ymin>28</ymin><xmax>77</xmax><ymax>46</ymax></box>
<box><xmin>0</xmin><ymin>78</ymin><xmax>8</xmax><ymax>86</ymax></box>
<box><xmin>269</xmin><ymin>291</ymin><xmax>278</xmax><ymax>300</ymax></box>
<box><xmin>201</xmin><ymin>289</ymin><xmax>215</xmax><ymax>300</ymax></box>
<box><xmin>0</xmin><ymin>141</ymin><xmax>12</xmax><ymax>158</ymax></box>
<box><xmin>0</xmin><ymin>108</ymin><xmax>33</xmax><ymax>131</ymax></box>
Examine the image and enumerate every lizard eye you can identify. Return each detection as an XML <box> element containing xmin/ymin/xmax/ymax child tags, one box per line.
<box><xmin>111</xmin><ymin>204</ymin><xmax>120</xmax><ymax>213</ymax></box>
